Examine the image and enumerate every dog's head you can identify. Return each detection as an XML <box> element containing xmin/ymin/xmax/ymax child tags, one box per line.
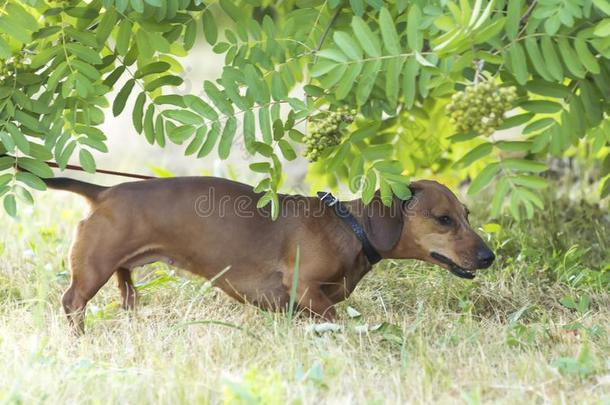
<box><xmin>364</xmin><ymin>180</ymin><xmax>495</xmax><ymax>279</ymax></box>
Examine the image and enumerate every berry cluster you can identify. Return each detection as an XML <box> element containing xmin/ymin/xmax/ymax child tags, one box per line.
<box><xmin>303</xmin><ymin>106</ymin><xmax>356</xmax><ymax>162</ymax></box>
<box><xmin>447</xmin><ymin>82</ymin><xmax>517</xmax><ymax>137</ymax></box>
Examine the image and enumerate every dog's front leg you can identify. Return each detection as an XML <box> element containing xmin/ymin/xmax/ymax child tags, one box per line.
<box><xmin>295</xmin><ymin>283</ymin><xmax>337</xmax><ymax>321</ymax></box>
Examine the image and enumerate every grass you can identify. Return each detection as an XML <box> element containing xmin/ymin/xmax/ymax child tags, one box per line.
<box><xmin>0</xmin><ymin>187</ymin><xmax>608</xmax><ymax>404</ymax></box>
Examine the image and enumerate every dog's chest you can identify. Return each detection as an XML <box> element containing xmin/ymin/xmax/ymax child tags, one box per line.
<box><xmin>323</xmin><ymin>254</ymin><xmax>372</xmax><ymax>302</ymax></box>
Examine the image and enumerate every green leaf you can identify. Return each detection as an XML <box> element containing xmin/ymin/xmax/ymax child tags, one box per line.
<box><xmin>259</xmin><ymin>107</ymin><xmax>272</xmax><ymax>144</ymax></box>
<box><xmin>317</xmin><ymin>48</ymin><xmax>348</xmax><ymax>62</ymax></box>
<box><xmin>385</xmin><ymin>57</ymin><xmax>403</xmax><ymax>108</ymax></box>
<box><xmin>116</xmin><ymin>19</ymin><xmax>132</xmax><ymax>55</ymax></box>
<box><xmin>113</xmin><ymin>79</ymin><xmax>135</xmax><ymax>117</ymax></box>
<box><xmin>379</xmin><ymin>7</ymin><xmax>401</xmax><ymax>54</ymax></box>
<box><xmin>520</xmin><ymin>100</ymin><xmax>562</xmax><ymax>113</ymax></box>
<box><xmin>402</xmin><ymin>57</ymin><xmax>419</xmax><ymax>109</ymax></box>
<box><xmin>3</xmin><ymin>194</ymin><xmax>16</xmax><ymax>217</ymax></box>
<box><xmin>6</xmin><ymin>124</ymin><xmax>29</xmax><ymax>155</ymax></box>
<box><xmin>506</xmin><ymin>0</ymin><xmax>522</xmax><ymax>40</ymax></box>
<box><xmin>508</xmin><ymin>43</ymin><xmax>528</xmax><ymax>85</ymax></box>
<box><xmin>0</xmin><ymin>36</ymin><xmax>10</xmax><ymax>59</ymax></box>
<box><xmin>143</xmin><ymin>104</ymin><xmax>155</xmax><ymax>144</ymax></box>
<box><xmin>219</xmin><ymin>0</ymin><xmax>241</xmax><ymax>21</ymax></box>
<box><xmin>135</xmin><ymin>61</ymin><xmax>171</xmax><ymax>79</ymax></box>
<box><xmin>541</xmin><ymin>37</ymin><xmax>563</xmax><ymax>81</ymax></box>
<box><xmin>0</xmin><ymin>15</ymin><xmax>30</xmax><ymax>43</ymax></box>
<box><xmin>278</xmin><ymin>140</ymin><xmax>296</xmax><ymax>161</ymax></box>
<box><xmin>167</xmin><ymin>125</ymin><xmax>195</xmax><ymax>145</ymax></box>
<box><xmin>336</xmin><ymin>63</ymin><xmax>363</xmax><ymax>100</ymax></box>
<box><xmin>184</xmin><ymin>95</ymin><xmax>218</xmax><ymax>121</ymax></box>
<box><xmin>356</xmin><ymin>60</ymin><xmax>381</xmax><ymax>106</ymax></box>
<box><xmin>218</xmin><ymin>117</ymin><xmax>237</xmax><ymax>159</ymax></box>
<box><xmin>71</xmin><ymin>60</ymin><xmax>101</xmax><ymax>81</ymax></box>
<box><xmin>407</xmin><ymin>4</ymin><xmax>422</xmax><ymax>51</ymax></box>
<box><xmin>243</xmin><ymin>65</ymin><xmax>268</xmax><ymax>104</ymax></box>
<box><xmin>312</xmin><ymin>60</ymin><xmax>338</xmax><ymax>77</ymax></box>
<box><xmin>0</xmin><ymin>132</ymin><xmax>14</xmax><ymax>152</ymax></box>
<box><xmin>574</xmin><ymin>34</ymin><xmax>600</xmax><ymax>74</ymax></box>
<box><xmin>66</xmin><ymin>43</ymin><xmax>102</xmax><ymax>64</ymax></box>
<box><xmin>250</xmin><ymin>162</ymin><xmax>271</xmax><ymax>173</ymax></box>
<box><xmin>455</xmin><ymin>143</ymin><xmax>493</xmax><ymax>168</ymax></box>
<box><xmin>495</xmin><ymin>141</ymin><xmax>532</xmax><ymax>152</ymax></box>
<box><xmin>197</xmin><ymin>123</ymin><xmax>220</xmax><ymax>158</ymax></box>
<box><xmin>468</xmin><ymin>162</ymin><xmax>500</xmax><ymax>194</ymax></box>
<box><xmin>557</xmin><ymin>38</ymin><xmax>585</xmax><ymax>78</ymax></box>
<box><xmin>333</xmin><ymin>31</ymin><xmax>362</xmax><ymax>60</ymax></box>
<box><xmin>15</xmin><ymin>184</ymin><xmax>33</xmax><ymax>205</ymax></box>
<box><xmin>0</xmin><ymin>173</ymin><xmax>12</xmax><ymax>187</ymax></box>
<box><xmin>15</xmin><ymin>172</ymin><xmax>46</xmax><ymax>191</ymax></box>
<box><xmin>523</xmin><ymin>117</ymin><xmax>556</xmax><ymax>134</ymax></box>
<box><xmin>79</xmin><ymin>149</ymin><xmax>96</xmax><ymax>173</ymax></box>
<box><xmin>351</xmin><ymin>16</ymin><xmax>381</xmax><ymax>57</ymax></box>
<box><xmin>132</xmin><ymin>92</ymin><xmax>146</xmax><ymax>134</ymax></box>
<box><xmin>525</xmin><ymin>37</ymin><xmax>552</xmax><ymax>81</ymax></box>
<box><xmin>271</xmin><ymin>73</ymin><xmax>288</xmax><ymax>101</ymax></box>
<box><xmin>362</xmin><ymin>169</ymin><xmax>377</xmax><ymax>204</ymax></box>
<box><xmin>253</xmin><ymin>141</ymin><xmax>273</xmax><ymax>157</ymax></box>
<box><xmin>491</xmin><ymin>177</ymin><xmax>509</xmax><ymax>216</ymax></box>
<box><xmin>350</xmin><ymin>0</ymin><xmax>366</xmax><ymax>16</ymax></box>
<box><xmin>379</xmin><ymin>178</ymin><xmax>392</xmax><ymax>205</ymax></box>
<box><xmin>594</xmin><ymin>19</ymin><xmax>610</xmax><ymax>36</ymax></box>
<box><xmin>243</xmin><ymin>110</ymin><xmax>256</xmax><ymax>153</ymax></box>
<box><xmin>203</xmin><ymin>81</ymin><xmax>233</xmax><ymax>116</ymax></box>
<box><xmin>526</xmin><ymin>80</ymin><xmax>571</xmax><ymax>98</ymax></box>
<box><xmin>502</xmin><ymin>158</ymin><xmax>547</xmax><ymax>172</ymax></box>
<box><xmin>185</xmin><ymin>126</ymin><xmax>207</xmax><ymax>156</ymax></box>
<box><xmin>512</xmin><ymin>175</ymin><xmax>548</xmax><ymax>189</ymax></box>
<box><xmin>498</xmin><ymin>113</ymin><xmax>534</xmax><ymax>130</ymax></box>
<box><xmin>131</xmin><ymin>0</ymin><xmax>144</xmax><ymax>13</ymax></box>
<box><xmin>145</xmin><ymin>75</ymin><xmax>184</xmax><ymax>92</ymax></box>
<box><xmin>57</xmin><ymin>141</ymin><xmax>76</xmax><ymax>170</ymax></box>
<box><xmin>163</xmin><ymin>109</ymin><xmax>203</xmax><ymax>126</ymax></box>
<box><xmin>184</xmin><ymin>18</ymin><xmax>197</xmax><ymax>50</ymax></box>
<box><xmin>202</xmin><ymin>9</ymin><xmax>217</xmax><ymax>45</ymax></box>
<box><xmin>17</xmin><ymin>157</ymin><xmax>53</xmax><ymax>179</ymax></box>
<box><xmin>593</xmin><ymin>0</ymin><xmax>610</xmax><ymax>14</ymax></box>
<box><xmin>388</xmin><ymin>180</ymin><xmax>410</xmax><ymax>200</ymax></box>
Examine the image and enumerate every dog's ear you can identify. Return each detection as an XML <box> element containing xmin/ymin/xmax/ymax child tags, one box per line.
<box><xmin>364</xmin><ymin>192</ymin><xmax>404</xmax><ymax>252</ymax></box>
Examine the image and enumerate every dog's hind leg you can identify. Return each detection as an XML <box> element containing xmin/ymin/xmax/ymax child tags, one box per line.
<box><xmin>62</xmin><ymin>264</ymin><xmax>115</xmax><ymax>335</ymax></box>
<box><xmin>116</xmin><ymin>267</ymin><xmax>137</xmax><ymax>310</ymax></box>
<box><xmin>61</xmin><ymin>220</ymin><xmax>117</xmax><ymax>334</ymax></box>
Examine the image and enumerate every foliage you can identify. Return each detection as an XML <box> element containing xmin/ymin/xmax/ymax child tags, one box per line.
<box><xmin>0</xmin><ymin>0</ymin><xmax>609</xmax><ymax>218</ymax></box>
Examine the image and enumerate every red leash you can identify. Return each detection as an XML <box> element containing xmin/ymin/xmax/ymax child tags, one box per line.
<box><xmin>46</xmin><ymin>161</ymin><xmax>156</xmax><ymax>180</ymax></box>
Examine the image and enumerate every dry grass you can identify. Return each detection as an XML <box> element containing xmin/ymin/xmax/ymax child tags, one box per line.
<box><xmin>0</xmin><ymin>191</ymin><xmax>609</xmax><ymax>404</ymax></box>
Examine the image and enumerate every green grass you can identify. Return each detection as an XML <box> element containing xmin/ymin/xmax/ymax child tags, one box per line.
<box><xmin>0</xmin><ymin>188</ymin><xmax>608</xmax><ymax>404</ymax></box>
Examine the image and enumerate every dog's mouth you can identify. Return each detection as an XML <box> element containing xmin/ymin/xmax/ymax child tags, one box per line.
<box><xmin>430</xmin><ymin>252</ymin><xmax>475</xmax><ymax>279</ymax></box>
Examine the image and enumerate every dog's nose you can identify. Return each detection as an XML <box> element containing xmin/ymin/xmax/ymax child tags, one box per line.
<box><xmin>476</xmin><ymin>248</ymin><xmax>495</xmax><ymax>268</ymax></box>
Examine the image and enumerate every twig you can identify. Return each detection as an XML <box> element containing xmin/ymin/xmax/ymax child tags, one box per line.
<box><xmin>520</xmin><ymin>0</ymin><xmax>538</xmax><ymax>25</ymax></box>
<box><xmin>310</xmin><ymin>7</ymin><xmax>342</xmax><ymax>67</ymax></box>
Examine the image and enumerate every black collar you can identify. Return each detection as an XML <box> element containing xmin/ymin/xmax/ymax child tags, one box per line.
<box><xmin>317</xmin><ymin>191</ymin><xmax>382</xmax><ymax>265</ymax></box>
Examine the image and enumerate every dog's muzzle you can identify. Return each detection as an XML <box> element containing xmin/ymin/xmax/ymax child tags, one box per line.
<box><xmin>430</xmin><ymin>252</ymin><xmax>476</xmax><ymax>279</ymax></box>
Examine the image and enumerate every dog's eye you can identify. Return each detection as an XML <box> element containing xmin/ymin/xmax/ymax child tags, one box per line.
<box><xmin>437</xmin><ymin>215</ymin><xmax>452</xmax><ymax>226</ymax></box>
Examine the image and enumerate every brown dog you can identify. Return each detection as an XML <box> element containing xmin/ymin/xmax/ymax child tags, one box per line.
<box><xmin>45</xmin><ymin>177</ymin><xmax>494</xmax><ymax>333</ymax></box>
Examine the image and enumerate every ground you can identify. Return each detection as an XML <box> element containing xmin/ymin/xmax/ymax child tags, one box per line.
<box><xmin>0</xmin><ymin>188</ymin><xmax>608</xmax><ymax>404</ymax></box>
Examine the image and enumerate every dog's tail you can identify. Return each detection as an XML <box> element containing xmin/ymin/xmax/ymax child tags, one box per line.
<box><xmin>44</xmin><ymin>178</ymin><xmax>107</xmax><ymax>203</ymax></box>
